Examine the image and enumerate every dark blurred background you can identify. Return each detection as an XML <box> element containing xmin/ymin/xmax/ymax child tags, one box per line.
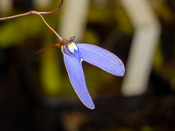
<box><xmin>0</xmin><ymin>0</ymin><xmax>175</xmax><ymax>130</ymax></box>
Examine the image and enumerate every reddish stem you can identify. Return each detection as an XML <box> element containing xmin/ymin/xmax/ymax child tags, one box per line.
<box><xmin>39</xmin><ymin>0</ymin><xmax>63</xmax><ymax>15</ymax></box>
<box><xmin>0</xmin><ymin>0</ymin><xmax>63</xmax><ymax>20</ymax></box>
<box><xmin>0</xmin><ymin>12</ymin><xmax>30</xmax><ymax>21</ymax></box>
<box><xmin>0</xmin><ymin>0</ymin><xmax>65</xmax><ymax>42</ymax></box>
<box><xmin>38</xmin><ymin>14</ymin><xmax>64</xmax><ymax>42</ymax></box>
<box><xmin>35</xmin><ymin>43</ymin><xmax>61</xmax><ymax>54</ymax></box>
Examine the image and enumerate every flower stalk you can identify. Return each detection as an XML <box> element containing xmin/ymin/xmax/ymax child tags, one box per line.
<box><xmin>0</xmin><ymin>0</ymin><xmax>64</xmax><ymax>42</ymax></box>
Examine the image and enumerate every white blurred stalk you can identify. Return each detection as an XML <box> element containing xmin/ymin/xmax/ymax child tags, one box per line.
<box><xmin>34</xmin><ymin>0</ymin><xmax>53</xmax><ymax>9</ymax></box>
<box><xmin>59</xmin><ymin>0</ymin><xmax>90</xmax><ymax>41</ymax></box>
<box><xmin>0</xmin><ymin>0</ymin><xmax>12</xmax><ymax>16</ymax></box>
<box><xmin>120</xmin><ymin>0</ymin><xmax>160</xmax><ymax>96</ymax></box>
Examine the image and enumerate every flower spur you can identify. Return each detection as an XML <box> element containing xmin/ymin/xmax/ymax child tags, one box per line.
<box><xmin>36</xmin><ymin>36</ymin><xmax>125</xmax><ymax>109</ymax></box>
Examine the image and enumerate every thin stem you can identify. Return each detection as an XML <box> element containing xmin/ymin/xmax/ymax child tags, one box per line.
<box><xmin>35</xmin><ymin>43</ymin><xmax>61</xmax><ymax>54</ymax></box>
<box><xmin>0</xmin><ymin>0</ymin><xmax>63</xmax><ymax>21</ymax></box>
<box><xmin>0</xmin><ymin>0</ymin><xmax>64</xmax><ymax>42</ymax></box>
<box><xmin>39</xmin><ymin>0</ymin><xmax>63</xmax><ymax>15</ymax></box>
<box><xmin>0</xmin><ymin>12</ymin><xmax>30</xmax><ymax>21</ymax></box>
<box><xmin>38</xmin><ymin>14</ymin><xmax>63</xmax><ymax>42</ymax></box>
<box><xmin>0</xmin><ymin>11</ymin><xmax>64</xmax><ymax>42</ymax></box>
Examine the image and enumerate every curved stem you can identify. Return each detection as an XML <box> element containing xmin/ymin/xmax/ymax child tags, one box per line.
<box><xmin>0</xmin><ymin>0</ymin><xmax>64</xmax><ymax>42</ymax></box>
<box><xmin>0</xmin><ymin>0</ymin><xmax>63</xmax><ymax>21</ymax></box>
<box><xmin>39</xmin><ymin>0</ymin><xmax>63</xmax><ymax>15</ymax></box>
<box><xmin>38</xmin><ymin>14</ymin><xmax>63</xmax><ymax>42</ymax></box>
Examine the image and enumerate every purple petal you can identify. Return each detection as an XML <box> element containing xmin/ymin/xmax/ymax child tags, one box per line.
<box><xmin>77</xmin><ymin>44</ymin><xmax>125</xmax><ymax>76</ymax></box>
<box><xmin>69</xmin><ymin>36</ymin><xmax>76</xmax><ymax>42</ymax></box>
<box><xmin>63</xmin><ymin>53</ymin><xmax>95</xmax><ymax>109</ymax></box>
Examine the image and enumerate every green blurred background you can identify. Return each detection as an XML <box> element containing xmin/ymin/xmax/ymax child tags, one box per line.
<box><xmin>0</xmin><ymin>0</ymin><xmax>175</xmax><ymax>131</ymax></box>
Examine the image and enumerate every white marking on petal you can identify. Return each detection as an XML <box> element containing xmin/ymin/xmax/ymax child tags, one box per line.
<box><xmin>68</xmin><ymin>42</ymin><xmax>78</xmax><ymax>54</ymax></box>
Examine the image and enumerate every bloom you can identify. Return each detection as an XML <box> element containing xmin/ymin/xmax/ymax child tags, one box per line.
<box><xmin>61</xmin><ymin>36</ymin><xmax>125</xmax><ymax>109</ymax></box>
<box><xmin>0</xmin><ymin>0</ymin><xmax>124</xmax><ymax>109</ymax></box>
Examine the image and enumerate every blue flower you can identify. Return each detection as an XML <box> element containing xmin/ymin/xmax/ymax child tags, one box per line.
<box><xmin>36</xmin><ymin>36</ymin><xmax>124</xmax><ymax>109</ymax></box>
<box><xmin>61</xmin><ymin>36</ymin><xmax>125</xmax><ymax>109</ymax></box>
